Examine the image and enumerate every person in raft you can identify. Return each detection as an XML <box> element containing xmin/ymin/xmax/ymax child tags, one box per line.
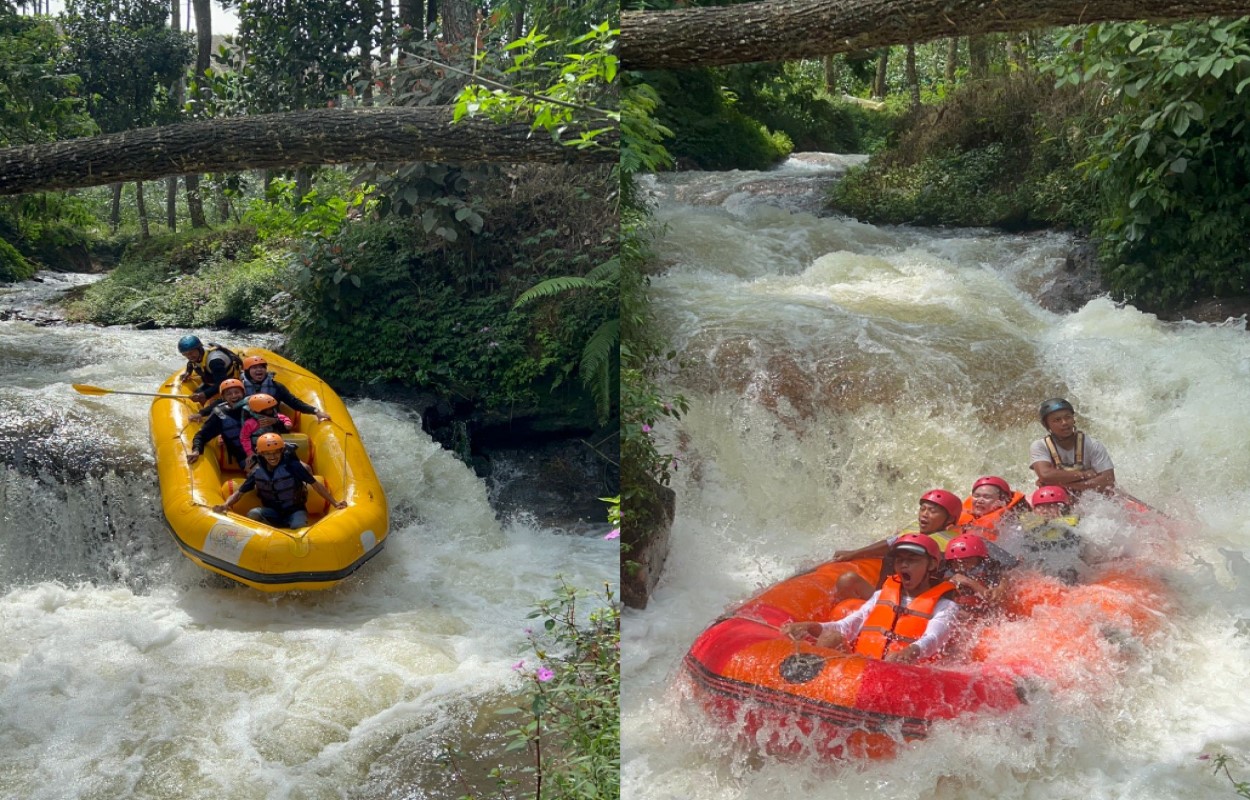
<box><xmin>944</xmin><ymin>532</ymin><xmax>1016</xmax><ymax>613</ymax></box>
<box><xmin>1015</xmin><ymin>485</ymin><xmax>1086</xmax><ymax>583</ymax></box>
<box><xmin>957</xmin><ymin>475</ymin><xmax>1027</xmax><ymax>538</ymax></box>
<box><xmin>830</xmin><ymin>488</ymin><xmax>964</xmax><ymax>601</ymax></box>
<box><xmin>782</xmin><ymin>534</ymin><xmax>958</xmax><ymax>664</ymax></box>
<box><xmin>1030</xmin><ymin>398</ymin><xmax>1115</xmax><ymax>494</ymax></box>
<box><xmin>186</xmin><ymin>378</ymin><xmax>248</xmax><ymax>468</ymax></box>
<box><xmin>175</xmin><ymin>335</ymin><xmax>243</xmax><ymax>406</ymax></box>
<box><xmin>213</xmin><ymin>433</ymin><xmax>346</xmax><ymax>528</ymax></box>
<box><xmin>239</xmin><ymin>354</ymin><xmax>331</xmax><ymax>424</ymax></box>
<box><xmin>239</xmin><ymin>393</ymin><xmax>293</xmax><ymax>464</ymax></box>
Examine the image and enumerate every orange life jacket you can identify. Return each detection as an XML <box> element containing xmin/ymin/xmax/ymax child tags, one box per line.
<box><xmin>956</xmin><ymin>491</ymin><xmax>1027</xmax><ymax>540</ymax></box>
<box><xmin>853</xmin><ymin>575</ymin><xmax>957</xmax><ymax>660</ymax></box>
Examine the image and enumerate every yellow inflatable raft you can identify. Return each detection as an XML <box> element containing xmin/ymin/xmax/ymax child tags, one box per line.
<box><xmin>149</xmin><ymin>348</ymin><xmax>389</xmax><ymax>591</ymax></box>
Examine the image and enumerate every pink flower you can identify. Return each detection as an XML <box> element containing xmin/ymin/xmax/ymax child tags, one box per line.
<box><xmin>536</xmin><ymin>667</ymin><xmax>555</xmax><ymax>682</ymax></box>
<box><xmin>641</xmin><ymin>424</ymin><xmax>652</xmax><ymax>433</ymax></box>
<box><xmin>511</xmin><ymin>660</ymin><xmax>525</xmax><ymax>671</ymax></box>
<box><xmin>605</xmin><ymin>528</ymin><xmax>620</xmax><ymax>540</ymax></box>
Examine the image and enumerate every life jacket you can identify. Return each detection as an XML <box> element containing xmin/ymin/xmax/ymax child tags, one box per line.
<box><xmin>1024</xmin><ymin>514</ymin><xmax>1082</xmax><ymax>551</ymax></box>
<box><xmin>957</xmin><ymin>491</ymin><xmax>1028</xmax><ymax>540</ymax></box>
<box><xmin>212</xmin><ymin>401</ymin><xmax>246</xmax><ymax>458</ymax></box>
<box><xmin>250</xmin><ymin>445</ymin><xmax>307</xmax><ymax>512</ymax></box>
<box><xmin>853</xmin><ymin>575</ymin><xmax>957</xmax><ymax>660</ymax></box>
<box><xmin>950</xmin><ymin>560</ymin><xmax>1004</xmax><ymax>613</ymax></box>
<box><xmin>242</xmin><ymin>370</ymin><xmax>278</xmax><ymax>398</ymax></box>
<box><xmin>1044</xmin><ymin>432</ymin><xmax>1086</xmax><ymax>471</ymax></box>
<box><xmin>182</xmin><ymin>345</ymin><xmax>242</xmax><ymax>395</ymax></box>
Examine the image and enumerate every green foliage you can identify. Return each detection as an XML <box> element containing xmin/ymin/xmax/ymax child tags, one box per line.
<box><xmin>446</xmin><ymin>581</ymin><xmax>619</xmax><ymax>800</ymax></box>
<box><xmin>287</xmin><ymin>214</ymin><xmax>609</xmax><ymax>412</ymax></box>
<box><xmin>241</xmin><ymin>178</ymin><xmax>359</xmax><ymax>242</ymax></box>
<box><xmin>719</xmin><ymin>62</ymin><xmax>868</xmax><ymax>153</ymax></box>
<box><xmin>0</xmin><ymin>235</ymin><xmax>33</xmax><ymax>282</ymax></box>
<box><xmin>1048</xmin><ymin>19</ymin><xmax>1250</xmax><ymax>309</ymax></box>
<box><xmin>228</xmin><ymin>0</ymin><xmax>364</xmax><ymax>113</ymax></box>
<box><xmin>642</xmin><ymin>67</ymin><xmax>790</xmax><ymax>170</ymax></box>
<box><xmin>59</xmin><ymin>0</ymin><xmax>192</xmax><ymax>133</ymax></box>
<box><xmin>0</xmin><ymin>10</ymin><xmax>94</xmax><ymax>146</ymax></box>
<box><xmin>454</xmin><ymin>22</ymin><xmax>619</xmax><ymax>152</ymax></box>
<box><xmin>620</xmin><ymin>78</ymin><xmax>673</xmax><ymax>207</ymax></box>
<box><xmin>1208</xmin><ymin>754</ymin><xmax>1250</xmax><ymax>798</ymax></box>
<box><xmin>515</xmin><ymin>256</ymin><xmax>620</xmax><ymax>423</ymax></box>
<box><xmin>62</xmin><ymin>227</ymin><xmax>286</xmax><ymax>328</ymax></box>
<box><xmin>830</xmin><ymin>74</ymin><xmax>1099</xmax><ymax>230</ymax></box>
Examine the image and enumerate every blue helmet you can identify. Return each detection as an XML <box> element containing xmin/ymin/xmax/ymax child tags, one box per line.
<box><xmin>177</xmin><ymin>334</ymin><xmax>203</xmax><ymax>354</ymax></box>
<box><xmin>1038</xmin><ymin>398</ymin><xmax>1074</xmax><ymax>424</ymax></box>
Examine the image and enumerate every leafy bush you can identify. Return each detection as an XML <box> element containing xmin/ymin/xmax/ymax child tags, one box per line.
<box><xmin>446</xmin><ymin>581</ymin><xmax>619</xmax><ymax>800</ymax></box>
<box><xmin>641</xmin><ymin>68</ymin><xmax>791</xmax><ymax>169</ymax></box>
<box><xmin>1049</xmin><ymin>19</ymin><xmax>1250</xmax><ymax>309</ymax></box>
<box><xmin>830</xmin><ymin>74</ymin><xmax>1099</xmax><ymax>230</ymax></box>
<box><xmin>0</xmin><ymin>236</ymin><xmax>33</xmax><ymax>281</ymax></box>
<box><xmin>242</xmin><ymin>178</ymin><xmax>357</xmax><ymax>241</ymax></box>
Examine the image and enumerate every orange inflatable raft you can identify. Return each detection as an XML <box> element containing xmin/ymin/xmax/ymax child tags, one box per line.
<box><xmin>683</xmin><ymin>553</ymin><xmax>1172</xmax><ymax>760</ymax></box>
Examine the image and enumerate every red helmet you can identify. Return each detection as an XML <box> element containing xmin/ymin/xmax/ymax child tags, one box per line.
<box><xmin>945</xmin><ymin>533</ymin><xmax>989</xmax><ymax>561</ymax></box>
<box><xmin>891</xmin><ymin>533</ymin><xmax>942</xmax><ymax>562</ymax></box>
<box><xmin>920</xmin><ymin>489</ymin><xmax>963</xmax><ymax>524</ymax></box>
<box><xmin>1031</xmin><ymin>485</ymin><xmax>1071</xmax><ymax>507</ymax></box>
<box><xmin>972</xmin><ymin>476</ymin><xmax>1011</xmax><ymax>497</ymax></box>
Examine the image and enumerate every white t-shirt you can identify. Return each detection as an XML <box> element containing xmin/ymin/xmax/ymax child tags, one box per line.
<box><xmin>820</xmin><ymin>589</ymin><xmax>959</xmax><ymax>660</ymax></box>
<box><xmin>1029</xmin><ymin>432</ymin><xmax>1114</xmax><ymax>473</ymax></box>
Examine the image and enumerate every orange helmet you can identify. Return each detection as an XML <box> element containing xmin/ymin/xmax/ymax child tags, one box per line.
<box><xmin>255</xmin><ymin>432</ymin><xmax>285</xmax><ymax>453</ymax></box>
<box><xmin>247</xmin><ymin>393</ymin><xmax>278</xmax><ymax>413</ymax></box>
<box><xmin>243</xmin><ymin>355</ymin><xmax>268</xmax><ymax>371</ymax></box>
<box><xmin>218</xmin><ymin>378</ymin><xmax>244</xmax><ymax>394</ymax></box>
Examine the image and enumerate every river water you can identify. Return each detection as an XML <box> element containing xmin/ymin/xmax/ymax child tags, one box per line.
<box><xmin>0</xmin><ymin>280</ymin><xmax>617</xmax><ymax>799</ymax></box>
<box><xmin>621</xmin><ymin>158</ymin><xmax>1250</xmax><ymax>798</ymax></box>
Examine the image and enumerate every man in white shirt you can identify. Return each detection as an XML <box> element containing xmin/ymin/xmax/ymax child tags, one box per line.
<box><xmin>1029</xmin><ymin>398</ymin><xmax>1115</xmax><ymax>493</ymax></box>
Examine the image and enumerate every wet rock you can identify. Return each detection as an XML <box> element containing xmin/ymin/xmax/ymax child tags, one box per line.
<box><xmin>622</xmin><ymin>474</ymin><xmax>676</xmax><ymax>610</ymax></box>
<box><xmin>1038</xmin><ymin>238</ymin><xmax>1107</xmax><ymax>313</ymax></box>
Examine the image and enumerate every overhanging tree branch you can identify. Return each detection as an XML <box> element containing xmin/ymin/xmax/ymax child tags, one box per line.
<box><xmin>620</xmin><ymin>0</ymin><xmax>1250</xmax><ymax>70</ymax></box>
<box><xmin>0</xmin><ymin>106</ymin><xmax>619</xmax><ymax>196</ymax></box>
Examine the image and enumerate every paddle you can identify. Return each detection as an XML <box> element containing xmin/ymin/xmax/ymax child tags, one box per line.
<box><xmin>73</xmin><ymin>383</ymin><xmax>193</xmax><ymax>401</ymax></box>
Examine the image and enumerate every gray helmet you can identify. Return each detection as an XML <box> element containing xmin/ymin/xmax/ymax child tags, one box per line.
<box><xmin>1038</xmin><ymin>398</ymin><xmax>1074</xmax><ymax>424</ymax></box>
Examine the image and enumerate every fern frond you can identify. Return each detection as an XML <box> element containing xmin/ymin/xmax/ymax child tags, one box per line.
<box><xmin>580</xmin><ymin>318</ymin><xmax>619</xmax><ymax>422</ymax></box>
<box><xmin>513</xmin><ymin>276</ymin><xmax>596</xmax><ymax>308</ymax></box>
<box><xmin>584</xmin><ymin>254</ymin><xmax>620</xmax><ymax>283</ymax></box>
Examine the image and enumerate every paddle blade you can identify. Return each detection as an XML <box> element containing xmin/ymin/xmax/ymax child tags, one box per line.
<box><xmin>72</xmin><ymin>384</ymin><xmax>112</xmax><ymax>396</ymax></box>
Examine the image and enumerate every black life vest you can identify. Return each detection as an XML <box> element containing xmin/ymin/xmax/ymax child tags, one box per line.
<box><xmin>212</xmin><ymin>402</ymin><xmax>245</xmax><ymax>457</ymax></box>
<box><xmin>251</xmin><ymin>446</ymin><xmax>307</xmax><ymax>512</ymax></box>
<box><xmin>243</xmin><ymin>406</ymin><xmax>290</xmax><ymax>450</ymax></box>
<box><xmin>185</xmin><ymin>343</ymin><xmax>243</xmax><ymax>384</ymax></box>
<box><xmin>242</xmin><ymin>370</ymin><xmax>278</xmax><ymax>398</ymax></box>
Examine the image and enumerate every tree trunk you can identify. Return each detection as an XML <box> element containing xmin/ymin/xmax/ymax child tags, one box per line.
<box><xmin>110</xmin><ymin>182</ymin><xmax>121</xmax><ymax>233</ymax></box>
<box><xmin>0</xmin><ymin>108</ymin><xmax>616</xmax><ymax>196</ymax></box>
<box><xmin>294</xmin><ymin>167</ymin><xmax>313</xmax><ymax>206</ymax></box>
<box><xmin>439</xmin><ymin>0</ymin><xmax>476</xmax><ymax>43</ymax></box>
<box><xmin>511</xmin><ymin>0</ymin><xmax>526</xmax><ymax>41</ymax></box>
<box><xmin>969</xmin><ymin>34</ymin><xmax>989</xmax><ymax>79</ymax></box>
<box><xmin>186</xmin><ymin>174</ymin><xmax>207</xmax><ymax>227</ymax></box>
<box><xmin>397</xmin><ymin>0</ymin><xmax>421</xmax><ymax>31</ymax></box>
<box><xmin>188</xmin><ymin>0</ymin><xmax>212</xmax><ymax>228</ymax></box>
<box><xmin>359</xmin><ymin>0</ymin><xmax>376</xmax><ymax>105</ymax></box>
<box><xmin>166</xmin><ymin>176</ymin><xmax>178</xmax><ymax>230</ymax></box>
<box><xmin>619</xmin><ymin>0</ymin><xmax>1250</xmax><ymax>70</ymax></box>
<box><xmin>216</xmin><ymin>181</ymin><xmax>230</xmax><ymax>224</ymax></box>
<box><xmin>135</xmin><ymin>180</ymin><xmax>149</xmax><ymax>240</ymax></box>
<box><xmin>945</xmin><ymin>37</ymin><xmax>958</xmax><ymax>82</ymax></box>
<box><xmin>823</xmin><ymin>54</ymin><xmax>839</xmax><ymax>93</ymax></box>
<box><xmin>873</xmin><ymin>48</ymin><xmax>889</xmax><ymax>98</ymax></box>
<box><xmin>380</xmin><ymin>0</ymin><xmax>394</xmax><ymax>70</ymax></box>
<box><xmin>906</xmin><ymin>43</ymin><xmax>920</xmax><ymax>111</ymax></box>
